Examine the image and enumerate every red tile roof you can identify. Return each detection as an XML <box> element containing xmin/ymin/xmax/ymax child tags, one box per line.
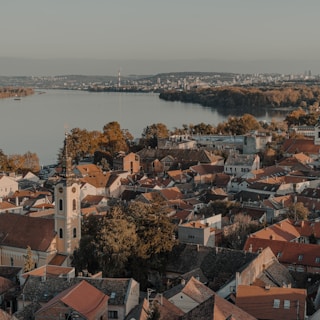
<box><xmin>0</xmin><ymin>213</ymin><xmax>55</xmax><ymax>251</ymax></box>
<box><xmin>36</xmin><ymin>280</ymin><xmax>109</xmax><ymax>318</ymax></box>
<box><xmin>22</xmin><ymin>265</ymin><xmax>73</xmax><ymax>279</ymax></box>
<box><xmin>236</xmin><ymin>285</ymin><xmax>306</xmax><ymax>320</ymax></box>
<box><xmin>244</xmin><ymin>237</ymin><xmax>320</xmax><ymax>267</ymax></box>
<box><xmin>281</xmin><ymin>138</ymin><xmax>320</xmax><ymax>156</ymax></box>
<box><xmin>214</xmin><ymin>293</ymin><xmax>257</xmax><ymax>320</ymax></box>
<box><xmin>248</xmin><ymin>219</ymin><xmax>300</xmax><ymax>242</ymax></box>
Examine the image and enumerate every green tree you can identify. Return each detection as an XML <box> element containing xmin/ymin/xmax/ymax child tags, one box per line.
<box><xmin>23</xmin><ymin>245</ymin><xmax>34</xmax><ymax>273</ymax></box>
<box><xmin>97</xmin><ymin>218</ymin><xmax>137</xmax><ymax>277</ymax></box>
<box><xmin>127</xmin><ymin>202</ymin><xmax>176</xmax><ymax>259</ymax></box>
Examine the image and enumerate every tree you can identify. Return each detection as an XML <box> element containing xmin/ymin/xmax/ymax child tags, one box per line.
<box><xmin>101</xmin><ymin>121</ymin><xmax>131</xmax><ymax>155</ymax></box>
<box><xmin>0</xmin><ymin>149</ymin><xmax>9</xmax><ymax>171</ymax></box>
<box><xmin>223</xmin><ymin>213</ymin><xmax>260</xmax><ymax>249</ymax></box>
<box><xmin>7</xmin><ymin>152</ymin><xmax>40</xmax><ymax>173</ymax></box>
<box><xmin>127</xmin><ymin>202</ymin><xmax>176</xmax><ymax>259</ymax></box>
<box><xmin>141</xmin><ymin>123</ymin><xmax>169</xmax><ymax>148</ymax></box>
<box><xmin>71</xmin><ymin>201</ymin><xmax>177</xmax><ymax>282</ymax></box>
<box><xmin>23</xmin><ymin>246</ymin><xmax>34</xmax><ymax>273</ymax></box>
<box><xmin>96</xmin><ymin>213</ymin><xmax>137</xmax><ymax>277</ymax></box>
<box><xmin>287</xmin><ymin>202</ymin><xmax>309</xmax><ymax>220</ymax></box>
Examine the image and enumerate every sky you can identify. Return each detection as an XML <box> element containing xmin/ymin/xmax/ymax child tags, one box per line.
<box><xmin>1</xmin><ymin>1</ymin><xmax>320</xmax><ymax>76</ymax></box>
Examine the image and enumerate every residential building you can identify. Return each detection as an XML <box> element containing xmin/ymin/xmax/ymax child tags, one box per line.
<box><xmin>178</xmin><ymin>221</ymin><xmax>216</xmax><ymax>247</ymax></box>
<box><xmin>0</xmin><ymin>175</ymin><xmax>18</xmax><ymax>198</ymax></box>
<box><xmin>224</xmin><ymin>152</ymin><xmax>260</xmax><ymax>177</ymax></box>
<box><xmin>113</xmin><ymin>152</ymin><xmax>140</xmax><ymax>174</ymax></box>
<box><xmin>34</xmin><ymin>280</ymin><xmax>109</xmax><ymax>319</ymax></box>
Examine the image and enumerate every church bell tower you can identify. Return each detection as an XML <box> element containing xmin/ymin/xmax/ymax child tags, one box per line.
<box><xmin>54</xmin><ymin>133</ymin><xmax>81</xmax><ymax>260</ymax></box>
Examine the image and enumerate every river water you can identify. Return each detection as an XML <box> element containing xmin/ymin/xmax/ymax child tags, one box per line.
<box><xmin>0</xmin><ymin>89</ymin><xmax>286</xmax><ymax>166</ymax></box>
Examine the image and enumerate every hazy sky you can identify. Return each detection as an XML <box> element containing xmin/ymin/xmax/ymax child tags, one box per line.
<box><xmin>1</xmin><ymin>1</ymin><xmax>320</xmax><ymax>76</ymax></box>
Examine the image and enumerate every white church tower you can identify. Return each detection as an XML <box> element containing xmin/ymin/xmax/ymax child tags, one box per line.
<box><xmin>54</xmin><ymin>133</ymin><xmax>81</xmax><ymax>263</ymax></box>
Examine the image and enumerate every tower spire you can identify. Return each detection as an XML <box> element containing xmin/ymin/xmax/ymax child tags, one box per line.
<box><xmin>61</xmin><ymin>131</ymin><xmax>74</xmax><ymax>181</ymax></box>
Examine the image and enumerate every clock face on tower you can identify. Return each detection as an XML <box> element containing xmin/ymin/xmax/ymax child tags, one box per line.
<box><xmin>72</xmin><ymin>187</ymin><xmax>76</xmax><ymax>193</ymax></box>
<box><xmin>59</xmin><ymin>187</ymin><xmax>63</xmax><ymax>193</ymax></box>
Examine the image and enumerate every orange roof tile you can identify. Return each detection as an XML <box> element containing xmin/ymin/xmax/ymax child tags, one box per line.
<box><xmin>36</xmin><ymin>280</ymin><xmax>109</xmax><ymax>318</ymax></box>
<box><xmin>244</xmin><ymin>238</ymin><xmax>320</xmax><ymax>267</ymax></box>
<box><xmin>249</xmin><ymin>219</ymin><xmax>300</xmax><ymax>242</ymax></box>
<box><xmin>0</xmin><ymin>213</ymin><xmax>55</xmax><ymax>251</ymax></box>
<box><xmin>236</xmin><ymin>285</ymin><xmax>306</xmax><ymax>320</ymax></box>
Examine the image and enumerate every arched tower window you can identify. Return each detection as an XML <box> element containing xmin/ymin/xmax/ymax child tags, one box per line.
<box><xmin>59</xmin><ymin>228</ymin><xmax>63</xmax><ymax>239</ymax></box>
<box><xmin>59</xmin><ymin>199</ymin><xmax>63</xmax><ymax>211</ymax></box>
<box><xmin>73</xmin><ymin>228</ymin><xmax>77</xmax><ymax>238</ymax></box>
<box><xmin>73</xmin><ymin>199</ymin><xmax>76</xmax><ymax>211</ymax></box>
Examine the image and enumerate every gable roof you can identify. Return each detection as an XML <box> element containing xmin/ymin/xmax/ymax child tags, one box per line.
<box><xmin>0</xmin><ymin>213</ymin><xmax>55</xmax><ymax>251</ymax></box>
<box><xmin>137</xmin><ymin>148</ymin><xmax>220</xmax><ymax>164</ymax></box>
<box><xmin>164</xmin><ymin>277</ymin><xmax>256</xmax><ymax>320</ymax></box>
<box><xmin>248</xmin><ymin>219</ymin><xmax>300</xmax><ymax>242</ymax></box>
<box><xmin>74</xmin><ymin>164</ymin><xmax>102</xmax><ymax>177</ymax></box>
<box><xmin>251</xmin><ymin>165</ymin><xmax>288</xmax><ymax>180</ymax></box>
<box><xmin>80</xmin><ymin>171</ymin><xmax>110</xmax><ymax>188</ymax></box>
<box><xmin>81</xmin><ymin>195</ymin><xmax>107</xmax><ymax>207</ymax></box>
<box><xmin>281</xmin><ymin>138</ymin><xmax>320</xmax><ymax>156</ymax></box>
<box><xmin>190</xmin><ymin>164</ymin><xmax>224</xmax><ymax>175</ymax></box>
<box><xmin>181</xmin><ymin>276</ymin><xmax>214</xmax><ymax>304</ymax></box>
<box><xmin>214</xmin><ymin>292</ymin><xmax>257</xmax><ymax>320</ymax></box>
<box><xmin>22</xmin><ymin>276</ymin><xmax>134</xmax><ymax>306</ymax></box>
<box><xmin>236</xmin><ymin>285</ymin><xmax>306</xmax><ymax>320</ymax></box>
<box><xmin>159</xmin><ymin>187</ymin><xmax>183</xmax><ymax>201</ymax></box>
<box><xmin>22</xmin><ymin>265</ymin><xmax>73</xmax><ymax>279</ymax></box>
<box><xmin>166</xmin><ymin>244</ymin><xmax>258</xmax><ymax>291</ymax></box>
<box><xmin>244</xmin><ymin>238</ymin><xmax>320</xmax><ymax>267</ymax></box>
<box><xmin>35</xmin><ymin>280</ymin><xmax>109</xmax><ymax>318</ymax></box>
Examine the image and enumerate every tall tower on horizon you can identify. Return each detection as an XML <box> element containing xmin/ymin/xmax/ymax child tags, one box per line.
<box><xmin>118</xmin><ymin>68</ymin><xmax>121</xmax><ymax>89</ymax></box>
<box><xmin>54</xmin><ymin>133</ymin><xmax>81</xmax><ymax>264</ymax></box>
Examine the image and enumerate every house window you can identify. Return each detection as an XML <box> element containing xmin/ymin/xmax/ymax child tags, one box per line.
<box><xmin>10</xmin><ymin>257</ymin><xmax>14</xmax><ymax>266</ymax></box>
<box><xmin>273</xmin><ymin>299</ymin><xmax>280</xmax><ymax>308</ymax></box>
<box><xmin>316</xmin><ymin>257</ymin><xmax>320</xmax><ymax>263</ymax></box>
<box><xmin>108</xmin><ymin>311</ymin><xmax>118</xmax><ymax>319</ymax></box>
<box><xmin>59</xmin><ymin>228</ymin><xmax>63</xmax><ymax>239</ymax></box>
<box><xmin>73</xmin><ymin>228</ymin><xmax>77</xmax><ymax>238</ymax></box>
<box><xmin>298</xmin><ymin>254</ymin><xmax>303</xmax><ymax>261</ymax></box>
<box><xmin>72</xmin><ymin>199</ymin><xmax>76</xmax><ymax>211</ymax></box>
<box><xmin>277</xmin><ymin>252</ymin><xmax>282</xmax><ymax>258</ymax></box>
<box><xmin>284</xmin><ymin>300</ymin><xmax>290</xmax><ymax>309</ymax></box>
<box><xmin>59</xmin><ymin>199</ymin><xmax>63</xmax><ymax>211</ymax></box>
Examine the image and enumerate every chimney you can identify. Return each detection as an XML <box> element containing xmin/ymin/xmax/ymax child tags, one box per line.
<box><xmin>181</xmin><ymin>278</ymin><xmax>186</xmax><ymax>286</ymax></box>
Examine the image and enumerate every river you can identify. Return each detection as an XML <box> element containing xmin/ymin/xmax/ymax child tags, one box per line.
<box><xmin>0</xmin><ymin>89</ymin><xmax>287</xmax><ymax>166</ymax></box>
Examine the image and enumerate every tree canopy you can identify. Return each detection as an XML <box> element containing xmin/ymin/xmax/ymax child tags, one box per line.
<box><xmin>72</xmin><ymin>202</ymin><xmax>177</xmax><ymax>283</ymax></box>
<box><xmin>141</xmin><ymin>123</ymin><xmax>169</xmax><ymax>148</ymax></box>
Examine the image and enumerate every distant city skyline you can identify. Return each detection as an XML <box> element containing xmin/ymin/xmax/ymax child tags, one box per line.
<box><xmin>1</xmin><ymin>1</ymin><xmax>320</xmax><ymax>76</ymax></box>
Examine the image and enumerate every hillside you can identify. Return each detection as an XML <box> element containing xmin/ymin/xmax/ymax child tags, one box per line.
<box><xmin>159</xmin><ymin>85</ymin><xmax>320</xmax><ymax>111</ymax></box>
